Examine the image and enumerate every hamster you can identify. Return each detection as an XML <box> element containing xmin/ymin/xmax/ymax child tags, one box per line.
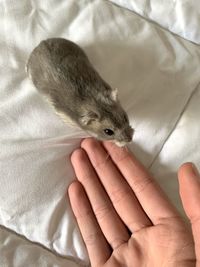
<box><xmin>26</xmin><ymin>38</ymin><xmax>134</xmax><ymax>146</ymax></box>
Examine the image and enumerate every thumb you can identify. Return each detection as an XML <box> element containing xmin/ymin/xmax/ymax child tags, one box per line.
<box><xmin>178</xmin><ymin>162</ymin><xmax>200</xmax><ymax>263</ymax></box>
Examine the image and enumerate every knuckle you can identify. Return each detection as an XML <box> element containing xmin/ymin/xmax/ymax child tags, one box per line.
<box><xmin>115</xmin><ymin>150</ymin><xmax>130</xmax><ymax>163</ymax></box>
<box><xmin>84</xmin><ymin>230</ymin><xmax>102</xmax><ymax>246</ymax></box>
<box><xmin>76</xmin><ymin>207</ymin><xmax>94</xmax><ymax>221</ymax></box>
<box><xmin>132</xmin><ymin>176</ymin><xmax>154</xmax><ymax>194</ymax></box>
<box><xmin>78</xmin><ymin>173</ymin><xmax>91</xmax><ymax>184</ymax></box>
<box><xmin>92</xmin><ymin>153</ymin><xmax>111</xmax><ymax>170</ymax></box>
<box><xmin>93</xmin><ymin>204</ymin><xmax>113</xmax><ymax>221</ymax></box>
<box><xmin>110</xmin><ymin>187</ymin><xmax>132</xmax><ymax>204</ymax></box>
<box><xmin>82</xmin><ymin>138</ymin><xmax>111</xmax><ymax>170</ymax></box>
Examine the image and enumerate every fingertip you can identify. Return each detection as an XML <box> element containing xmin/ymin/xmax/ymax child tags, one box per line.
<box><xmin>81</xmin><ymin>138</ymin><xmax>109</xmax><ymax>167</ymax></box>
<box><xmin>68</xmin><ymin>180</ymin><xmax>81</xmax><ymax>196</ymax></box>
<box><xmin>81</xmin><ymin>137</ymin><xmax>101</xmax><ymax>151</ymax></box>
<box><xmin>81</xmin><ymin>137</ymin><xmax>90</xmax><ymax>148</ymax></box>
<box><xmin>103</xmin><ymin>139</ymin><xmax>128</xmax><ymax>155</ymax></box>
<box><xmin>70</xmin><ymin>148</ymin><xmax>87</xmax><ymax>166</ymax></box>
<box><xmin>178</xmin><ymin>162</ymin><xmax>194</xmax><ymax>179</ymax></box>
<box><xmin>178</xmin><ymin>162</ymin><xmax>200</xmax><ymax>182</ymax></box>
<box><xmin>103</xmin><ymin>140</ymin><xmax>138</xmax><ymax>168</ymax></box>
<box><xmin>68</xmin><ymin>181</ymin><xmax>83</xmax><ymax>203</ymax></box>
<box><xmin>178</xmin><ymin>162</ymin><xmax>200</xmax><ymax>207</ymax></box>
<box><xmin>102</xmin><ymin>139</ymin><xmax>120</xmax><ymax>150</ymax></box>
<box><xmin>178</xmin><ymin>162</ymin><xmax>200</xmax><ymax>225</ymax></box>
<box><xmin>68</xmin><ymin>181</ymin><xmax>88</xmax><ymax>218</ymax></box>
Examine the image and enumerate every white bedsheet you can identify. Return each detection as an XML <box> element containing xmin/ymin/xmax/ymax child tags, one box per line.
<box><xmin>109</xmin><ymin>0</ymin><xmax>200</xmax><ymax>44</ymax></box>
<box><xmin>0</xmin><ymin>0</ymin><xmax>200</xmax><ymax>266</ymax></box>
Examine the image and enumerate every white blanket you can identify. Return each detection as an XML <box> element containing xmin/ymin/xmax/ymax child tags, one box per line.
<box><xmin>0</xmin><ymin>0</ymin><xmax>200</xmax><ymax>266</ymax></box>
<box><xmin>110</xmin><ymin>0</ymin><xmax>200</xmax><ymax>44</ymax></box>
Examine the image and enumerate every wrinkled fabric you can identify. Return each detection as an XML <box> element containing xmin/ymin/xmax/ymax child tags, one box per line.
<box><xmin>0</xmin><ymin>0</ymin><xmax>200</xmax><ymax>266</ymax></box>
<box><xmin>109</xmin><ymin>0</ymin><xmax>200</xmax><ymax>44</ymax></box>
<box><xmin>0</xmin><ymin>226</ymin><xmax>81</xmax><ymax>267</ymax></box>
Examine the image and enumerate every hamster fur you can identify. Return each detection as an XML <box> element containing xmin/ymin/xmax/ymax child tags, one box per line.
<box><xmin>26</xmin><ymin>38</ymin><xmax>134</xmax><ymax>146</ymax></box>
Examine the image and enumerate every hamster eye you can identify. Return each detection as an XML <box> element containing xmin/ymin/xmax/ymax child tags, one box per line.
<box><xmin>104</xmin><ymin>129</ymin><xmax>114</xmax><ymax>136</ymax></box>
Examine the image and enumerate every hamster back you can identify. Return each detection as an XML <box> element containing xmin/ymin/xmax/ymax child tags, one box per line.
<box><xmin>26</xmin><ymin>38</ymin><xmax>133</xmax><ymax>146</ymax></box>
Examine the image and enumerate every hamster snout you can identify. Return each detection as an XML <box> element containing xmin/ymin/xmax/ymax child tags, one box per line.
<box><xmin>122</xmin><ymin>126</ymin><xmax>134</xmax><ymax>143</ymax></box>
<box><xmin>114</xmin><ymin>126</ymin><xmax>134</xmax><ymax>147</ymax></box>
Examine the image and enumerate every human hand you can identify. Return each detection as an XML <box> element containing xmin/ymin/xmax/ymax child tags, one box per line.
<box><xmin>68</xmin><ymin>138</ymin><xmax>199</xmax><ymax>267</ymax></box>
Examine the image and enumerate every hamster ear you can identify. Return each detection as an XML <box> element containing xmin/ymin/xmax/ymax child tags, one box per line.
<box><xmin>80</xmin><ymin>111</ymin><xmax>99</xmax><ymax>125</ymax></box>
<box><xmin>111</xmin><ymin>88</ymin><xmax>118</xmax><ymax>101</ymax></box>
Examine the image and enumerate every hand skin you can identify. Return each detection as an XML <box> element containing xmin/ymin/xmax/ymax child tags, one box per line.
<box><xmin>68</xmin><ymin>138</ymin><xmax>200</xmax><ymax>267</ymax></box>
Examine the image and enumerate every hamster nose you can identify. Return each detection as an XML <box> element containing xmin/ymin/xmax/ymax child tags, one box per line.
<box><xmin>125</xmin><ymin>127</ymin><xmax>134</xmax><ymax>142</ymax></box>
<box><xmin>129</xmin><ymin>127</ymin><xmax>134</xmax><ymax>137</ymax></box>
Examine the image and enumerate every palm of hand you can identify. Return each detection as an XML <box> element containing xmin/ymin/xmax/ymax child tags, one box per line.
<box><xmin>68</xmin><ymin>138</ymin><xmax>195</xmax><ymax>267</ymax></box>
<box><xmin>108</xmin><ymin>221</ymin><xmax>194</xmax><ymax>267</ymax></box>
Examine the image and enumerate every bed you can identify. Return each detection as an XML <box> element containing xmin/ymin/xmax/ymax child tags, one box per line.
<box><xmin>0</xmin><ymin>0</ymin><xmax>200</xmax><ymax>266</ymax></box>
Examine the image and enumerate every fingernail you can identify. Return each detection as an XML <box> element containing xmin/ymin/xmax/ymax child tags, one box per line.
<box><xmin>191</xmin><ymin>163</ymin><xmax>200</xmax><ymax>177</ymax></box>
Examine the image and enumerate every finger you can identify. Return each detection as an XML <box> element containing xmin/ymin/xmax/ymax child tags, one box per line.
<box><xmin>68</xmin><ymin>181</ymin><xmax>110</xmax><ymax>266</ymax></box>
<box><xmin>81</xmin><ymin>138</ymin><xmax>152</xmax><ymax>232</ymax></box>
<box><xmin>178</xmin><ymin>162</ymin><xmax>200</xmax><ymax>260</ymax></box>
<box><xmin>71</xmin><ymin>148</ymin><xmax>130</xmax><ymax>249</ymax></box>
<box><xmin>102</xmin><ymin>140</ymin><xmax>179</xmax><ymax>225</ymax></box>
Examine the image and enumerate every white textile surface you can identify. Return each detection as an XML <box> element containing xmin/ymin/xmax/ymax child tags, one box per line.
<box><xmin>109</xmin><ymin>0</ymin><xmax>200</xmax><ymax>44</ymax></box>
<box><xmin>0</xmin><ymin>226</ymin><xmax>79</xmax><ymax>267</ymax></box>
<box><xmin>0</xmin><ymin>0</ymin><xmax>200</xmax><ymax>266</ymax></box>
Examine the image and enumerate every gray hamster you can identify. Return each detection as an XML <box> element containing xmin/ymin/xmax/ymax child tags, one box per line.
<box><xmin>26</xmin><ymin>38</ymin><xmax>133</xmax><ymax>146</ymax></box>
